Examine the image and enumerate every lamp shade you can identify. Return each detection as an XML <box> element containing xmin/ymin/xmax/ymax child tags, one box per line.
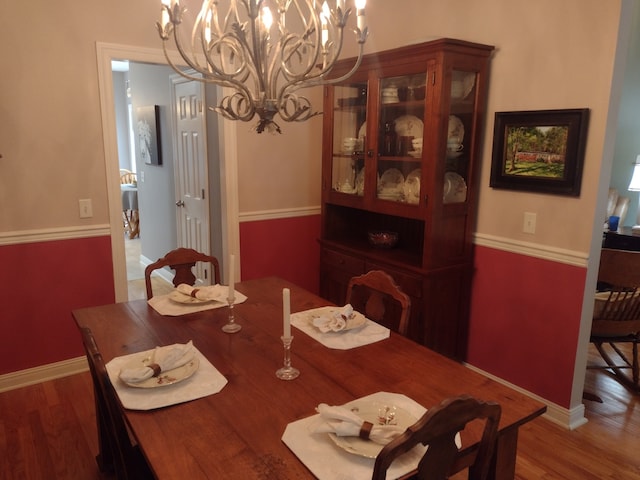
<box><xmin>629</xmin><ymin>155</ymin><xmax>640</xmax><ymax>191</ymax></box>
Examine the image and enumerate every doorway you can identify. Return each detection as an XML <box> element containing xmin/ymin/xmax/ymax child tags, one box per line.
<box><xmin>96</xmin><ymin>42</ymin><xmax>241</xmax><ymax>303</ymax></box>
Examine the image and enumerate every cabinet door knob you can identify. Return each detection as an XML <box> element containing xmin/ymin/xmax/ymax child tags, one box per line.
<box><xmin>367</xmin><ymin>150</ymin><xmax>374</xmax><ymax>157</ymax></box>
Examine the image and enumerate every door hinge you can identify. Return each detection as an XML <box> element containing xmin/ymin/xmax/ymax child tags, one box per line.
<box><xmin>202</xmin><ymin>188</ymin><xmax>205</xmax><ymax>200</ymax></box>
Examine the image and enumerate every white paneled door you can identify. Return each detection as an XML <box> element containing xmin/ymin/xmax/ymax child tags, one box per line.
<box><xmin>172</xmin><ymin>75</ymin><xmax>212</xmax><ymax>284</ymax></box>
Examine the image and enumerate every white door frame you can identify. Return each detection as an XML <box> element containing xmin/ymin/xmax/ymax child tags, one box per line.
<box><xmin>96</xmin><ymin>42</ymin><xmax>240</xmax><ymax>302</ymax></box>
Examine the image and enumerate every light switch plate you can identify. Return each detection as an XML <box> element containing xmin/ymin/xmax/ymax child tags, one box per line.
<box><xmin>523</xmin><ymin>212</ymin><xmax>536</xmax><ymax>234</ymax></box>
<box><xmin>79</xmin><ymin>199</ymin><xmax>93</xmax><ymax>218</ymax></box>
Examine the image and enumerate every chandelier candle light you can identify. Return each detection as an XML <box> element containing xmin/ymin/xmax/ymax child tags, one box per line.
<box><xmin>157</xmin><ymin>0</ymin><xmax>368</xmax><ymax>133</ymax></box>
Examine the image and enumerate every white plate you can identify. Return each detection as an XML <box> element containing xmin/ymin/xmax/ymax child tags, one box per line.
<box><xmin>328</xmin><ymin>400</ymin><xmax>417</xmax><ymax>458</ymax></box>
<box><xmin>443</xmin><ymin>172</ymin><xmax>467</xmax><ymax>203</ymax></box>
<box><xmin>448</xmin><ymin>115</ymin><xmax>464</xmax><ymax>143</ymax></box>
<box><xmin>308</xmin><ymin>307</ymin><xmax>367</xmax><ymax>332</ymax></box>
<box><xmin>461</xmin><ymin>72</ymin><xmax>476</xmax><ymax>99</ymax></box>
<box><xmin>394</xmin><ymin>115</ymin><xmax>424</xmax><ymax>137</ymax></box>
<box><xmin>169</xmin><ymin>290</ymin><xmax>218</xmax><ymax>304</ymax></box>
<box><xmin>358</xmin><ymin>122</ymin><xmax>366</xmax><ymax>139</ymax></box>
<box><xmin>378</xmin><ymin>168</ymin><xmax>405</xmax><ymax>194</ymax></box>
<box><xmin>404</xmin><ymin>169</ymin><xmax>421</xmax><ymax>205</ymax></box>
<box><xmin>120</xmin><ymin>355</ymin><xmax>200</xmax><ymax>389</ymax></box>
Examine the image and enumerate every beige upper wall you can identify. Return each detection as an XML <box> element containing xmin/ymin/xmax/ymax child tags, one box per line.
<box><xmin>0</xmin><ymin>0</ymin><xmax>624</xmax><ymax>258</ymax></box>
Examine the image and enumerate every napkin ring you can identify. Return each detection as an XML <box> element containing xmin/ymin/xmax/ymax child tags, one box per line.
<box><xmin>148</xmin><ymin>363</ymin><xmax>162</xmax><ymax>377</ymax></box>
<box><xmin>359</xmin><ymin>421</ymin><xmax>374</xmax><ymax>439</ymax></box>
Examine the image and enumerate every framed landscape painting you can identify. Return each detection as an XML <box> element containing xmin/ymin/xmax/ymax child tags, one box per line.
<box><xmin>489</xmin><ymin>109</ymin><xmax>589</xmax><ymax>196</ymax></box>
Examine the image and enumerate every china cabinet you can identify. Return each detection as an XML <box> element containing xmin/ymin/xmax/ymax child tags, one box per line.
<box><xmin>319</xmin><ymin>38</ymin><xmax>494</xmax><ymax>360</ymax></box>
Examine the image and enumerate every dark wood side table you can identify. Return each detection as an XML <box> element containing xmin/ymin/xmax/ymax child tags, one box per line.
<box><xmin>603</xmin><ymin>226</ymin><xmax>640</xmax><ymax>251</ymax></box>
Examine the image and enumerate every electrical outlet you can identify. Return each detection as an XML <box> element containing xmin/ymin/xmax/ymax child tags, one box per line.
<box><xmin>79</xmin><ymin>199</ymin><xmax>93</xmax><ymax>218</ymax></box>
<box><xmin>523</xmin><ymin>212</ymin><xmax>536</xmax><ymax>234</ymax></box>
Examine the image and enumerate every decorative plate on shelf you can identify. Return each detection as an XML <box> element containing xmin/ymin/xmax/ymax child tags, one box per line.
<box><xmin>394</xmin><ymin>115</ymin><xmax>424</xmax><ymax>138</ymax></box>
<box><xmin>404</xmin><ymin>169</ymin><xmax>421</xmax><ymax>205</ymax></box>
<box><xmin>462</xmin><ymin>73</ymin><xmax>476</xmax><ymax>98</ymax></box>
<box><xmin>378</xmin><ymin>168</ymin><xmax>405</xmax><ymax>195</ymax></box>
<box><xmin>443</xmin><ymin>172</ymin><xmax>467</xmax><ymax>203</ymax></box>
<box><xmin>358</xmin><ymin>121</ymin><xmax>367</xmax><ymax>140</ymax></box>
<box><xmin>448</xmin><ymin>115</ymin><xmax>464</xmax><ymax>143</ymax></box>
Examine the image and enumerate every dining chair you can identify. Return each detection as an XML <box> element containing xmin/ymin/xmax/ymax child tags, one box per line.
<box><xmin>587</xmin><ymin>248</ymin><xmax>640</xmax><ymax>395</ymax></box>
<box><xmin>79</xmin><ymin>326</ymin><xmax>154</xmax><ymax>480</ymax></box>
<box><xmin>144</xmin><ymin>247</ymin><xmax>221</xmax><ymax>299</ymax></box>
<box><xmin>119</xmin><ymin>168</ymin><xmax>137</xmax><ymax>185</ymax></box>
<box><xmin>346</xmin><ymin>270</ymin><xmax>411</xmax><ymax>336</ymax></box>
<box><xmin>372</xmin><ymin>395</ymin><xmax>501</xmax><ymax>480</ymax></box>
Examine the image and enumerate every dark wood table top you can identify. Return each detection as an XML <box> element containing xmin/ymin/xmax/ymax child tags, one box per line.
<box><xmin>73</xmin><ymin>276</ymin><xmax>546</xmax><ymax>479</ymax></box>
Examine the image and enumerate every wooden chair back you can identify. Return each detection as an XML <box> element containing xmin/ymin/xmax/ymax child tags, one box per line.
<box><xmin>372</xmin><ymin>395</ymin><xmax>501</xmax><ymax>480</ymax></box>
<box><xmin>80</xmin><ymin>327</ymin><xmax>153</xmax><ymax>479</ymax></box>
<box><xmin>144</xmin><ymin>247</ymin><xmax>221</xmax><ymax>299</ymax></box>
<box><xmin>589</xmin><ymin>248</ymin><xmax>640</xmax><ymax>392</ymax></box>
<box><xmin>346</xmin><ymin>270</ymin><xmax>411</xmax><ymax>336</ymax></box>
<box><xmin>120</xmin><ymin>169</ymin><xmax>136</xmax><ymax>185</ymax></box>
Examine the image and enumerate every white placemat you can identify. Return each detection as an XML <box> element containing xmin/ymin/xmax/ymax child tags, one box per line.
<box><xmin>291</xmin><ymin>306</ymin><xmax>390</xmax><ymax>349</ymax></box>
<box><xmin>106</xmin><ymin>346</ymin><xmax>227</xmax><ymax>410</ymax></box>
<box><xmin>282</xmin><ymin>392</ymin><xmax>427</xmax><ymax>480</ymax></box>
<box><xmin>148</xmin><ymin>287</ymin><xmax>247</xmax><ymax>316</ymax></box>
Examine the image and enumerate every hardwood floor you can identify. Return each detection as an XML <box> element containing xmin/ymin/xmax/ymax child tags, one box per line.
<box><xmin>1</xmin><ymin>346</ymin><xmax>638</xmax><ymax>479</ymax></box>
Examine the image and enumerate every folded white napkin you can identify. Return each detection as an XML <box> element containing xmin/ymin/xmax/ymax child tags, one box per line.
<box><xmin>310</xmin><ymin>403</ymin><xmax>405</xmax><ymax>445</ymax></box>
<box><xmin>312</xmin><ymin>304</ymin><xmax>354</xmax><ymax>332</ymax></box>
<box><xmin>119</xmin><ymin>340</ymin><xmax>195</xmax><ymax>384</ymax></box>
<box><xmin>177</xmin><ymin>283</ymin><xmax>226</xmax><ymax>301</ymax></box>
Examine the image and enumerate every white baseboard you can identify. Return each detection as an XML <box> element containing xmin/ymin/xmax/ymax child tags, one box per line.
<box><xmin>464</xmin><ymin>363</ymin><xmax>587</xmax><ymax>430</ymax></box>
<box><xmin>0</xmin><ymin>356</ymin><xmax>88</xmax><ymax>393</ymax></box>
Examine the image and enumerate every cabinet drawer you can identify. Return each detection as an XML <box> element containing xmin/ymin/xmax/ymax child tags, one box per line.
<box><xmin>367</xmin><ymin>262</ymin><xmax>423</xmax><ymax>299</ymax></box>
<box><xmin>322</xmin><ymin>249</ymin><xmax>365</xmax><ymax>274</ymax></box>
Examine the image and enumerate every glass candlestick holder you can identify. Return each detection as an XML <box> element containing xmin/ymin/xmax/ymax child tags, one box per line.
<box><xmin>221</xmin><ymin>297</ymin><xmax>242</xmax><ymax>333</ymax></box>
<box><xmin>276</xmin><ymin>336</ymin><xmax>299</xmax><ymax>380</ymax></box>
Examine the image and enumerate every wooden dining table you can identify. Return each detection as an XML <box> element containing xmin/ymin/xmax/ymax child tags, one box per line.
<box><xmin>72</xmin><ymin>276</ymin><xmax>546</xmax><ymax>480</ymax></box>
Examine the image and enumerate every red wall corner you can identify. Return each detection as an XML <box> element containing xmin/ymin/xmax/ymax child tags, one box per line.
<box><xmin>468</xmin><ymin>245</ymin><xmax>586</xmax><ymax>407</ymax></box>
<box><xmin>239</xmin><ymin>215</ymin><xmax>321</xmax><ymax>295</ymax></box>
<box><xmin>0</xmin><ymin>236</ymin><xmax>115</xmax><ymax>374</ymax></box>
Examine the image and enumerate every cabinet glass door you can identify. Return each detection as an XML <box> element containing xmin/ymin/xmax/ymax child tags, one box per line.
<box><xmin>377</xmin><ymin>73</ymin><xmax>426</xmax><ymax>206</ymax></box>
<box><xmin>444</xmin><ymin>70</ymin><xmax>477</xmax><ymax>204</ymax></box>
<box><xmin>331</xmin><ymin>83</ymin><xmax>367</xmax><ymax>196</ymax></box>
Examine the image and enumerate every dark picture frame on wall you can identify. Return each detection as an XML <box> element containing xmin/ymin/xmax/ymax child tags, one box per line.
<box><xmin>137</xmin><ymin>105</ymin><xmax>162</xmax><ymax>166</ymax></box>
<box><xmin>489</xmin><ymin>108</ymin><xmax>589</xmax><ymax>196</ymax></box>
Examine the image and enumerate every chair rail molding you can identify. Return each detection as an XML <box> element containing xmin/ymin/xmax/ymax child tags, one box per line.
<box><xmin>473</xmin><ymin>232</ymin><xmax>589</xmax><ymax>268</ymax></box>
<box><xmin>0</xmin><ymin>225</ymin><xmax>110</xmax><ymax>246</ymax></box>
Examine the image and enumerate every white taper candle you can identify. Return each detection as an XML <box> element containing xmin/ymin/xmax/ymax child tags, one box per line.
<box><xmin>228</xmin><ymin>253</ymin><xmax>235</xmax><ymax>302</ymax></box>
<box><xmin>283</xmin><ymin>288</ymin><xmax>291</xmax><ymax>338</ymax></box>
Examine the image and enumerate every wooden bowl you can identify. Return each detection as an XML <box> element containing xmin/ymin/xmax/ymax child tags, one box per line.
<box><xmin>368</xmin><ymin>231</ymin><xmax>399</xmax><ymax>248</ymax></box>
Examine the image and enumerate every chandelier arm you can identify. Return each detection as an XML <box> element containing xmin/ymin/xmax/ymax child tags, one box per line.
<box><xmin>158</xmin><ymin>0</ymin><xmax>369</xmax><ymax>133</ymax></box>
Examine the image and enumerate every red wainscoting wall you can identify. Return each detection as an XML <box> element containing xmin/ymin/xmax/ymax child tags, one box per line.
<box><xmin>0</xmin><ymin>236</ymin><xmax>115</xmax><ymax>375</ymax></box>
<box><xmin>467</xmin><ymin>245</ymin><xmax>587</xmax><ymax>408</ymax></box>
<box><xmin>239</xmin><ymin>215</ymin><xmax>321</xmax><ymax>295</ymax></box>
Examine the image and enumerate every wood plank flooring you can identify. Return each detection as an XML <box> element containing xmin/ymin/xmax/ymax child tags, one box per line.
<box><xmin>1</xmin><ymin>346</ymin><xmax>638</xmax><ymax>479</ymax></box>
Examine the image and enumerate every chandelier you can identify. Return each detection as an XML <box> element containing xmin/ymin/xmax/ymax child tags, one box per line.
<box><xmin>157</xmin><ymin>0</ymin><xmax>368</xmax><ymax>133</ymax></box>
